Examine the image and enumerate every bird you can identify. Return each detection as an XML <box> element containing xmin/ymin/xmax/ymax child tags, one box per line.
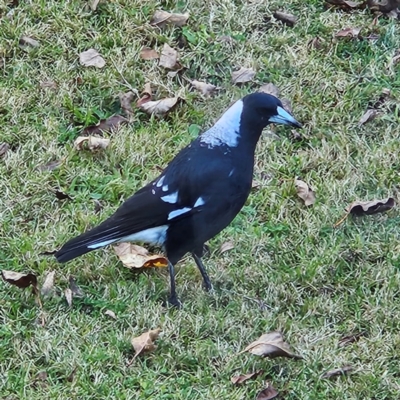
<box><xmin>55</xmin><ymin>92</ymin><xmax>302</xmax><ymax>306</ymax></box>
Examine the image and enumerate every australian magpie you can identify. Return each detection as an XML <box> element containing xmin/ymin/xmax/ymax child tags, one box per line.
<box><xmin>55</xmin><ymin>92</ymin><xmax>302</xmax><ymax>306</ymax></box>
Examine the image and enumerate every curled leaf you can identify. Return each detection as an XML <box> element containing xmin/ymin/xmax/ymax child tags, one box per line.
<box><xmin>256</xmin><ymin>384</ymin><xmax>279</xmax><ymax>400</ymax></box>
<box><xmin>220</xmin><ymin>241</ymin><xmax>235</xmax><ymax>254</ymax></box>
<box><xmin>321</xmin><ymin>365</ymin><xmax>354</xmax><ymax>379</ymax></box>
<box><xmin>139</xmin><ymin>97</ymin><xmax>179</xmax><ymax>118</ymax></box>
<box><xmin>231</xmin><ymin>67</ymin><xmax>256</xmax><ymax>84</ymax></box>
<box><xmin>130</xmin><ymin>328</ymin><xmax>162</xmax><ymax>361</ymax></box>
<box><xmin>136</xmin><ymin>83</ymin><xmax>152</xmax><ymax>107</ymax></box>
<box><xmin>150</xmin><ymin>10</ymin><xmax>189</xmax><ymax>27</ymax></box>
<box><xmin>74</xmin><ymin>136</ymin><xmax>110</xmax><ymax>151</ymax></box>
<box><xmin>79</xmin><ymin>49</ymin><xmax>105</xmax><ymax>68</ymax></box>
<box><xmin>140</xmin><ymin>47</ymin><xmax>159</xmax><ymax>60</ymax></box>
<box><xmin>335</xmin><ymin>27</ymin><xmax>361</xmax><ymax>38</ymax></box>
<box><xmin>82</xmin><ymin>115</ymin><xmax>128</xmax><ymax>136</ymax></box>
<box><xmin>105</xmin><ymin>309</ymin><xmax>117</xmax><ymax>319</ymax></box>
<box><xmin>1</xmin><ymin>270</ymin><xmax>37</xmax><ymax>289</ymax></box>
<box><xmin>41</xmin><ymin>271</ymin><xmax>55</xmax><ymax>297</ymax></box>
<box><xmin>231</xmin><ymin>370</ymin><xmax>263</xmax><ymax>385</ymax></box>
<box><xmin>295</xmin><ymin>179</ymin><xmax>316</xmax><ymax>206</ymax></box>
<box><xmin>240</xmin><ymin>331</ymin><xmax>302</xmax><ymax>359</ymax></box>
<box><xmin>273</xmin><ymin>11</ymin><xmax>297</xmax><ymax>26</ymax></box>
<box><xmin>190</xmin><ymin>80</ymin><xmax>219</xmax><ymax>97</ymax></box>
<box><xmin>346</xmin><ymin>198</ymin><xmax>395</xmax><ymax>216</ymax></box>
<box><xmin>114</xmin><ymin>243</ymin><xmax>168</xmax><ymax>269</ymax></box>
<box><xmin>358</xmin><ymin>109</ymin><xmax>378</xmax><ymax>126</ymax></box>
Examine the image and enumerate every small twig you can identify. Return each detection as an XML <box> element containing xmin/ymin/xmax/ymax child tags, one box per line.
<box><xmin>334</xmin><ymin>213</ymin><xmax>349</xmax><ymax>228</ymax></box>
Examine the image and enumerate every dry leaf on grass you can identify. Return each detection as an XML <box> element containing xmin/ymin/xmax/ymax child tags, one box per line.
<box><xmin>40</xmin><ymin>80</ymin><xmax>57</xmax><ymax>90</ymax></box>
<box><xmin>339</xmin><ymin>332</ymin><xmax>366</xmax><ymax>347</ymax></box>
<box><xmin>1</xmin><ymin>270</ymin><xmax>38</xmax><ymax>290</ymax></box>
<box><xmin>335</xmin><ymin>27</ymin><xmax>361</xmax><ymax>38</ymax></box>
<box><xmin>64</xmin><ymin>288</ymin><xmax>73</xmax><ymax>307</ymax></box>
<box><xmin>220</xmin><ymin>241</ymin><xmax>235</xmax><ymax>254</ymax></box>
<box><xmin>119</xmin><ymin>91</ymin><xmax>135</xmax><ymax>118</ymax></box>
<box><xmin>150</xmin><ymin>10</ymin><xmax>189</xmax><ymax>27</ymax></box>
<box><xmin>66</xmin><ymin>366</ymin><xmax>78</xmax><ymax>383</ymax></box>
<box><xmin>281</xmin><ymin>98</ymin><xmax>293</xmax><ymax>113</ymax></box>
<box><xmin>140</xmin><ymin>47</ymin><xmax>159</xmax><ymax>60</ymax></box>
<box><xmin>325</xmin><ymin>0</ymin><xmax>365</xmax><ymax>9</ymax></box>
<box><xmin>83</xmin><ymin>115</ymin><xmax>128</xmax><ymax>135</ymax></box>
<box><xmin>19</xmin><ymin>35</ymin><xmax>40</xmax><ymax>48</ymax></box>
<box><xmin>321</xmin><ymin>365</ymin><xmax>354</xmax><ymax>379</ymax></box>
<box><xmin>273</xmin><ymin>11</ymin><xmax>298</xmax><ymax>26</ymax></box>
<box><xmin>240</xmin><ymin>331</ymin><xmax>302</xmax><ymax>359</ymax></box>
<box><xmin>69</xmin><ymin>276</ymin><xmax>84</xmax><ymax>298</ymax></box>
<box><xmin>259</xmin><ymin>83</ymin><xmax>280</xmax><ymax>97</ymax></box>
<box><xmin>37</xmin><ymin>160</ymin><xmax>62</xmax><ymax>172</ymax></box>
<box><xmin>256</xmin><ymin>384</ymin><xmax>279</xmax><ymax>400</ymax></box>
<box><xmin>231</xmin><ymin>67</ymin><xmax>256</xmax><ymax>84</ymax></box>
<box><xmin>159</xmin><ymin>43</ymin><xmax>181</xmax><ymax>70</ymax></box>
<box><xmin>32</xmin><ymin>371</ymin><xmax>48</xmax><ymax>389</ymax></box>
<box><xmin>54</xmin><ymin>189</ymin><xmax>71</xmax><ymax>200</ymax></box>
<box><xmin>295</xmin><ymin>179</ymin><xmax>316</xmax><ymax>206</ymax></box>
<box><xmin>308</xmin><ymin>36</ymin><xmax>324</xmax><ymax>49</ymax></box>
<box><xmin>105</xmin><ymin>309</ymin><xmax>117</xmax><ymax>319</ymax></box>
<box><xmin>79</xmin><ymin>49</ymin><xmax>106</xmax><ymax>68</ymax></box>
<box><xmin>90</xmin><ymin>0</ymin><xmax>100</xmax><ymax>11</ymax></box>
<box><xmin>367</xmin><ymin>0</ymin><xmax>400</xmax><ymax>13</ymax></box>
<box><xmin>139</xmin><ymin>97</ymin><xmax>179</xmax><ymax>118</ymax></box>
<box><xmin>0</xmin><ymin>143</ymin><xmax>10</xmax><ymax>158</ymax></box>
<box><xmin>136</xmin><ymin>83</ymin><xmax>152</xmax><ymax>107</ymax></box>
<box><xmin>74</xmin><ymin>136</ymin><xmax>110</xmax><ymax>151</ymax></box>
<box><xmin>358</xmin><ymin>109</ymin><xmax>378</xmax><ymax>126</ymax></box>
<box><xmin>231</xmin><ymin>370</ymin><xmax>263</xmax><ymax>385</ymax></box>
<box><xmin>114</xmin><ymin>243</ymin><xmax>168</xmax><ymax>269</ymax></box>
<box><xmin>41</xmin><ymin>271</ymin><xmax>55</xmax><ymax>297</ymax></box>
<box><xmin>190</xmin><ymin>80</ymin><xmax>219</xmax><ymax>97</ymax></box>
<box><xmin>130</xmin><ymin>328</ymin><xmax>162</xmax><ymax>363</ymax></box>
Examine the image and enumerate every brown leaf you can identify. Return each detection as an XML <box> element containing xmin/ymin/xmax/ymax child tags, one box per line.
<box><xmin>325</xmin><ymin>0</ymin><xmax>366</xmax><ymax>9</ymax></box>
<box><xmin>41</xmin><ymin>271</ymin><xmax>55</xmax><ymax>297</ymax></box>
<box><xmin>339</xmin><ymin>332</ymin><xmax>366</xmax><ymax>347</ymax></box>
<box><xmin>259</xmin><ymin>83</ymin><xmax>280</xmax><ymax>98</ymax></box>
<box><xmin>37</xmin><ymin>160</ymin><xmax>62</xmax><ymax>172</ymax></box>
<box><xmin>139</xmin><ymin>97</ymin><xmax>179</xmax><ymax>118</ymax></box>
<box><xmin>64</xmin><ymin>288</ymin><xmax>73</xmax><ymax>307</ymax></box>
<box><xmin>0</xmin><ymin>143</ymin><xmax>10</xmax><ymax>158</ymax></box>
<box><xmin>114</xmin><ymin>243</ymin><xmax>168</xmax><ymax>269</ymax></box>
<box><xmin>190</xmin><ymin>80</ymin><xmax>219</xmax><ymax>97</ymax></box>
<box><xmin>33</xmin><ymin>371</ymin><xmax>48</xmax><ymax>389</ymax></box>
<box><xmin>104</xmin><ymin>309</ymin><xmax>117</xmax><ymax>319</ymax></box>
<box><xmin>2</xmin><ymin>270</ymin><xmax>38</xmax><ymax>289</ymax></box>
<box><xmin>367</xmin><ymin>0</ymin><xmax>400</xmax><ymax>13</ymax></box>
<box><xmin>240</xmin><ymin>331</ymin><xmax>302</xmax><ymax>359</ymax></box>
<box><xmin>40</xmin><ymin>80</ymin><xmax>57</xmax><ymax>90</ymax></box>
<box><xmin>335</xmin><ymin>27</ymin><xmax>362</xmax><ymax>38</ymax></box>
<box><xmin>231</xmin><ymin>370</ymin><xmax>263</xmax><ymax>385</ymax></box>
<box><xmin>119</xmin><ymin>91</ymin><xmax>135</xmax><ymax>118</ymax></box>
<box><xmin>54</xmin><ymin>189</ymin><xmax>71</xmax><ymax>200</ymax></box>
<box><xmin>79</xmin><ymin>49</ymin><xmax>106</xmax><ymax>68</ymax></box>
<box><xmin>346</xmin><ymin>197</ymin><xmax>395</xmax><ymax>216</ymax></box>
<box><xmin>295</xmin><ymin>179</ymin><xmax>316</xmax><ymax>206</ymax></box>
<box><xmin>231</xmin><ymin>67</ymin><xmax>256</xmax><ymax>84</ymax></box>
<box><xmin>150</xmin><ymin>10</ymin><xmax>189</xmax><ymax>27</ymax></box>
<box><xmin>308</xmin><ymin>36</ymin><xmax>324</xmax><ymax>49</ymax></box>
<box><xmin>90</xmin><ymin>0</ymin><xmax>100</xmax><ymax>11</ymax></box>
<box><xmin>136</xmin><ymin>83</ymin><xmax>152</xmax><ymax>107</ymax></box>
<box><xmin>19</xmin><ymin>35</ymin><xmax>40</xmax><ymax>48</ymax></box>
<box><xmin>322</xmin><ymin>365</ymin><xmax>354</xmax><ymax>379</ymax></box>
<box><xmin>74</xmin><ymin>136</ymin><xmax>110</xmax><ymax>151</ymax></box>
<box><xmin>159</xmin><ymin>43</ymin><xmax>180</xmax><ymax>70</ymax></box>
<box><xmin>140</xmin><ymin>47</ymin><xmax>159</xmax><ymax>60</ymax></box>
<box><xmin>220</xmin><ymin>241</ymin><xmax>235</xmax><ymax>254</ymax></box>
<box><xmin>358</xmin><ymin>109</ymin><xmax>378</xmax><ymax>126</ymax></box>
<box><xmin>131</xmin><ymin>328</ymin><xmax>162</xmax><ymax>360</ymax></box>
<box><xmin>69</xmin><ymin>276</ymin><xmax>84</xmax><ymax>298</ymax></box>
<box><xmin>256</xmin><ymin>384</ymin><xmax>279</xmax><ymax>400</ymax></box>
<box><xmin>273</xmin><ymin>11</ymin><xmax>298</xmax><ymax>26</ymax></box>
<box><xmin>82</xmin><ymin>115</ymin><xmax>128</xmax><ymax>136</ymax></box>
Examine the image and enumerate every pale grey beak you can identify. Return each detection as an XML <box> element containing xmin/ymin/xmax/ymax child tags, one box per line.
<box><xmin>269</xmin><ymin>106</ymin><xmax>302</xmax><ymax>128</ymax></box>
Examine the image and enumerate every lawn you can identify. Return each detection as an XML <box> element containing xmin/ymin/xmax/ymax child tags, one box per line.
<box><xmin>1</xmin><ymin>0</ymin><xmax>400</xmax><ymax>399</ymax></box>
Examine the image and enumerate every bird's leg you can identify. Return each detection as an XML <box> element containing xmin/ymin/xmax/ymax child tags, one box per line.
<box><xmin>191</xmin><ymin>253</ymin><xmax>213</xmax><ymax>292</ymax></box>
<box><xmin>167</xmin><ymin>261</ymin><xmax>181</xmax><ymax>307</ymax></box>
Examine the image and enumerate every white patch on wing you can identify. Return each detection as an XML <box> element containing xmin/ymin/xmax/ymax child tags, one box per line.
<box><xmin>151</xmin><ymin>189</ymin><xmax>155</xmax><ymax>195</ymax></box>
<box><xmin>229</xmin><ymin>168</ymin><xmax>234</xmax><ymax>177</ymax></box>
<box><xmin>168</xmin><ymin>208</ymin><xmax>191</xmax><ymax>220</ymax></box>
<box><xmin>88</xmin><ymin>239</ymin><xmax>117</xmax><ymax>249</ymax></box>
<box><xmin>194</xmin><ymin>197</ymin><xmax>205</xmax><ymax>207</ymax></box>
<box><xmin>200</xmin><ymin>99</ymin><xmax>243</xmax><ymax>148</ymax></box>
<box><xmin>161</xmin><ymin>191</ymin><xmax>178</xmax><ymax>204</ymax></box>
<box><xmin>120</xmin><ymin>225</ymin><xmax>168</xmax><ymax>245</ymax></box>
<box><xmin>162</xmin><ymin>184</ymin><xmax>169</xmax><ymax>192</ymax></box>
<box><xmin>156</xmin><ymin>176</ymin><xmax>165</xmax><ymax>187</ymax></box>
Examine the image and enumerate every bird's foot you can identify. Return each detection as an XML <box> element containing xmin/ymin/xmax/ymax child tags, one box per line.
<box><xmin>167</xmin><ymin>294</ymin><xmax>182</xmax><ymax>308</ymax></box>
<box><xmin>202</xmin><ymin>279</ymin><xmax>214</xmax><ymax>293</ymax></box>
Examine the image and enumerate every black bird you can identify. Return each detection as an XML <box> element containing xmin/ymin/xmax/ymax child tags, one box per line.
<box><xmin>55</xmin><ymin>92</ymin><xmax>302</xmax><ymax>306</ymax></box>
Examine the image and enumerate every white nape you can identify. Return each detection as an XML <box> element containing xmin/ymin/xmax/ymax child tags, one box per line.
<box><xmin>161</xmin><ymin>191</ymin><xmax>178</xmax><ymax>204</ymax></box>
<box><xmin>168</xmin><ymin>208</ymin><xmax>191</xmax><ymax>220</ymax></box>
<box><xmin>194</xmin><ymin>197</ymin><xmax>205</xmax><ymax>207</ymax></box>
<box><xmin>119</xmin><ymin>225</ymin><xmax>168</xmax><ymax>245</ymax></box>
<box><xmin>200</xmin><ymin>99</ymin><xmax>243</xmax><ymax>148</ymax></box>
<box><xmin>155</xmin><ymin>176</ymin><xmax>165</xmax><ymax>187</ymax></box>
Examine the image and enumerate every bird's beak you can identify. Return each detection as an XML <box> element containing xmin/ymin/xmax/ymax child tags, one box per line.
<box><xmin>268</xmin><ymin>106</ymin><xmax>302</xmax><ymax>128</ymax></box>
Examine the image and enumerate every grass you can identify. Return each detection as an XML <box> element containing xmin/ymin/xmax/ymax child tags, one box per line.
<box><xmin>1</xmin><ymin>0</ymin><xmax>400</xmax><ymax>398</ymax></box>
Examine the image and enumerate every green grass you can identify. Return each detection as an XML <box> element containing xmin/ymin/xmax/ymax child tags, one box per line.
<box><xmin>1</xmin><ymin>0</ymin><xmax>400</xmax><ymax>398</ymax></box>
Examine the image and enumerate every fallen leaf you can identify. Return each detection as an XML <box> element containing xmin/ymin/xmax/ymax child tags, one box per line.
<box><xmin>136</xmin><ymin>83</ymin><xmax>152</xmax><ymax>107</ymax></box>
<box><xmin>190</xmin><ymin>80</ymin><xmax>218</xmax><ymax>97</ymax></box>
<box><xmin>346</xmin><ymin>198</ymin><xmax>395</xmax><ymax>215</ymax></box>
<box><xmin>308</xmin><ymin>36</ymin><xmax>324</xmax><ymax>49</ymax></box>
<box><xmin>358</xmin><ymin>109</ymin><xmax>378</xmax><ymax>126</ymax></box>
<box><xmin>114</xmin><ymin>243</ymin><xmax>168</xmax><ymax>269</ymax></box>
<box><xmin>295</xmin><ymin>179</ymin><xmax>316</xmax><ymax>206</ymax></box>
<box><xmin>150</xmin><ymin>10</ymin><xmax>189</xmax><ymax>27</ymax></box>
<box><xmin>54</xmin><ymin>189</ymin><xmax>71</xmax><ymax>200</ymax></box>
<box><xmin>217</xmin><ymin>35</ymin><xmax>236</xmax><ymax>44</ymax></box>
<box><xmin>220</xmin><ymin>241</ymin><xmax>235</xmax><ymax>254</ymax></box>
<box><xmin>325</xmin><ymin>0</ymin><xmax>365</xmax><ymax>9</ymax></box>
<box><xmin>159</xmin><ymin>43</ymin><xmax>180</xmax><ymax>70</ymax></box>
<box><xmin>1</xmin><ymin>270</ymin><xmax>38</xmax><ymax>290</ymax></box>
<box><xmin>105</xmin><ymin>309</ymin><xmax>117</xmax><ymax>319</ymax></box>
<box><xmin>82</xmin><ymin>115</ymin><xmax>128</xmax><ymax>135</ymax></box>
<box><xmin>240</xmin><ymin>331</ymin><xmax>302</xmax><ymax>359</ymax></box>
<box><xmin>367</xmin><ymin>0</ymin><xmax>400</xmax><ymax>13</ymax></box>
<box><xmin>41</xmin><ymin>271</ymin><xmax>55</xmax><ymax>297</ymax></box>
<box><xmin>90</xmin><ymin>0</ymin><xmax>100</xmax><ymax>11</ymax></box>
<box><xmin>37</xmin><ymin>160</ymin><xmax>62</xmax><ymax>172</ymax></box>
<box><xmin>231</xmin><ymin>67</ymin><xmax>256</xmax><ymax>84</ymax></box>
<box><xmin>33</xmin><ymin>371</ymin><xmax>48</xmax><ymax>389</ymax></box>
<box><xmin>231</xmin><ymin>370</ymin><xmax>263</xmax><ymax>385</ymax></box>
<box><xmin>119</xmin><ymin>91</ymin><xmax>135</xmax><ymax>118</ymax></box>
<box><xmin>40</xmin><ymin>80</ymin><xmax>57</xmax><ymax>90</ymax></box>
<box><xmin>281</xmin><ymin>98</ymin><xmax>293</xmax><ymax>114</ymax></box>
<box><xmin>19</xmin><ymin>35</ymin><xmax>39</xmax><ymax>48</ymax></box>
<box><xmin>66</xmin><ymin>366</ymin><xmax>78</xmax><ymax>383</ymax></box>
<box><xmin>273</xmin><ymin>11</ymin><xmax>298</xmax><ymax>26</ymax></box>
<box><xmin>64</xmin><ymin>288</ymin><xmax>73</xmax><ymax>307</ymax></box>
<box><xmin>0</xmin><ymin>143</ymin><xmax>10</xmax><ymax>158</ymax></box>
<box><xmin>74</xmin><ymin>136</ymin><xmax>110</xmax><ymax>151</ymax></box>
<box><xmin>69</xmin><ymin>276</ymin><xmax>84</xmax><ymax>298</ymax></box>
<box><xmin>335</xmin><ymin>27</ymin><xmax>361</xmax><ymax>38</ymax></box>
<box><xmin>131</xmin><ymin>328</ymin><xmax>162</xmax><ymax>361</ymax></box>
<box><xmin>339</xmin><ymin>332</ymin><xmax>366</xmax><ymax>347</ymax></box>
<box><xmin>79</xmin><ymin>49</ymin><xmax>106</xmax><ymax>68</ymax></box>
<box><xmin>256</xmin><ymin>384</ymin><xmax>279</xmax><ymax>400</ymax></box>
<box><xmin>140</xmin><ymin>47</ymin><xmax>159</xmax><ymax>60</ymax></box>
<box><xmin>259</xmin><ymin>83</ymin><xmax>280</xmax><ymax>97</ymax></box>
<box><xmin>139</xmin><ymin>97</ymin><xmax>179</xmax><ymax>118</ymax></box>
<box><xmin>321</xmin><ymin>365</ymin><xmax>354</xmax><ymax>379</ymax></box>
